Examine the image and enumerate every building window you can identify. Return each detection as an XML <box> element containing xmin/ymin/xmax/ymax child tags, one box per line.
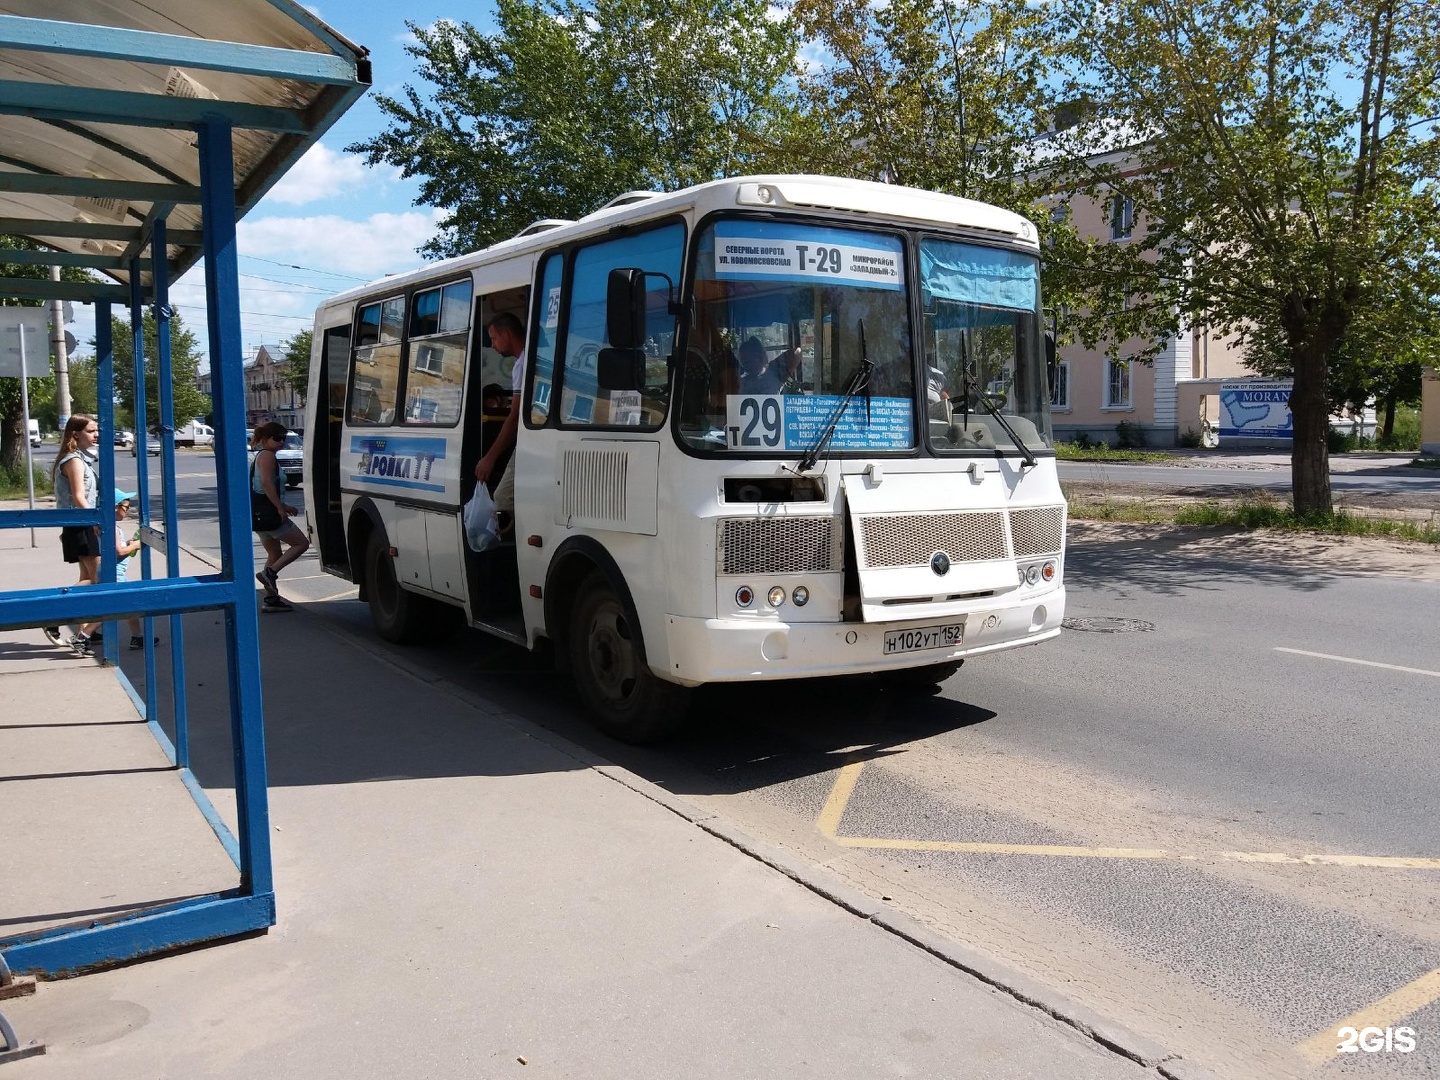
<box><xmin>1051</xmin><ymin>360</ymin><xmax>1070</xmax><ymax>410</ymax></box>
<box><xmin>1110</xmin><ymin>195</ymin><xmax>1134</xmax><ymax>240</ymax></box>
<box><xmin>1047</xmin><ymin>204</ymin><xmax>1069</xmax><ymax>248</ymax></box>
<box><xmin>1105</xmin><ymin>358</ymin><xmax>1132</xmax><ymax>408</ymax></box>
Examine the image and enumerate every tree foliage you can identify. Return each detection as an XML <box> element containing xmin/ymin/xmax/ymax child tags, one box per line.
<box><xmin>104</xmin><ymin>310</ymin><xmax>211</xmax><ymax>431</ymax></box>
<box><xmin>348</xmin><ymin>0</ymin><xmax>800</xmax><ymax>258</ymax></box>
<box><xmin>758</xmin><ymin>0</ymin><xmax>1098</xmax><ymax>331</ymax></box>
<box><xmin>1047</xmin><ymin>0</ymin><xmax>1440</xmax><ymax>512</ymax></box>
<box><xmin>280</xmin><ymin>328</ymin><xmax>313</xmax><ymax>400</ymax></box>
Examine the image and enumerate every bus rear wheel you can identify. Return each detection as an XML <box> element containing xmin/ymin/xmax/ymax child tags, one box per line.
<box><xmin>365</xmin><ymin>530</ymin><xmax>441</xmax><ymax>644</ymax></box>
<box><xmin>569</xmin><ymin>575</ymin><xmax>688</xmax><ymax>744</ymax></box>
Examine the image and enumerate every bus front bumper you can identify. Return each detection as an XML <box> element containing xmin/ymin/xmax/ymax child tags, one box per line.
<box><xmin>661</xmin><ymin>589</ymin><xmax>1065</xmax><ymax>685</ymax></box>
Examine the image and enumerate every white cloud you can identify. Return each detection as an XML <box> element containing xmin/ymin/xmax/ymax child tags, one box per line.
<box><xmin>263</xmin><ymin>143</ymin><xmax>376</xmax><ymax>206</ymax></box>
<box><xmin>237</xmin><ymin>209</ymin><xmax>444</xmax><ymax>277</ymax></box>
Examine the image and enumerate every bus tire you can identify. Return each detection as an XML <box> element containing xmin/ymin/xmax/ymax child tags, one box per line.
<box><xmin>365</xmin><ymin>530</ymin><xmax>430</xmax><ymax>644</ymax></box>
<box><xmin>879</xmin><ymin>659</ymin><xmax>963</xmax><ymax>690</ymax></box>
<box><xmin>569</xmin><ymin>575</ymin><xmax>688</xmax><ymax>744</ymax></box>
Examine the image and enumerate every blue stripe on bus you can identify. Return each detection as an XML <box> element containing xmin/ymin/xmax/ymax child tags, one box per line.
<box><xmin>346</xmin><ymin>474</ymin><xmax>447</xmax><ymax>493</ymax></box>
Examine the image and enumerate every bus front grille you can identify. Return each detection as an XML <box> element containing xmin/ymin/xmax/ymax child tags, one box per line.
<box><xmin>718</xmin><ymin>517</ymin><xmax>839</xmax><ymax>575</ymax></box>
<box><xmin>857</xmin><ymin>511</ymin><xmax>1009</xmax><ymax>568</ymax></box>
<box><xmin>1009</xmin><ymin>505</ymin><xmax>1066</xmax><ymax>557</ymax></box>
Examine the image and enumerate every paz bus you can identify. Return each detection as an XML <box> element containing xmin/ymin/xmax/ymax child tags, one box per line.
<box><xmin>303</xmin><ymin>175</ymin><xmax>1066</xmax><ymax>742</ymax></box>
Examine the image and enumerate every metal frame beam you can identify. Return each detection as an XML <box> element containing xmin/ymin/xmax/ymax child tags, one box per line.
<box><xmin>0</xmin><ymin>217</ymin><xmax>203</xmax><ymax>245</ymax></box>
<box><xmin>0</xmin><ymin>173</ymin><xmax>202</xmax><ymax>203</ymax></box>
<box><xmin>0</xmin><ymin>277</ymin><xmax>128</xmax><ymax>303</ymax></box>
<box><xmin>0</xmin><ymin>79</ymin><xmax>309</xmax><ymax>134</ymax></box>
<box><xmin>0</xmin><ymin>15</ymin><xmax>360</xmax><ymax>84</ymax></box>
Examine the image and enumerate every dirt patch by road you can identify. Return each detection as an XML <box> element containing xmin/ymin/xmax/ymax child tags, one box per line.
<box><xmin>1067</xmin><ymin>518</ymin><xmax>1440</xmax><ymax>582</ymax></box>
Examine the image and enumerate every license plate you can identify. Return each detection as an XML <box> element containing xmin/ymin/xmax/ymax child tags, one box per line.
<box><xmin>883</xmin><ymin>623</ymin><xmax>964</xmax><ymax>655</ymax></box>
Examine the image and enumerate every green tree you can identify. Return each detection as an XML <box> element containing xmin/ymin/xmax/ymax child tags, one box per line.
<box><xmin>347</xmin><ymin>0</ymin><xmax>800</xmax><ymax>257</ymax></box>
<box><xmin>764</xmin><ymin>0</ymin><xmax>1093</xmax><ymax>330</ymax></box>
<box><xmin>1049</xmin><ymin>0</ymin><xmax>1440</xmax><ymax>513</ymax></box>
<box><xmin>280</xmin><ymin>328</ymin><xmax>312</xmax><ymax>400</ymax></box>
<box><xmin>105</xmin><ymin>310</ymin><xmax>211</xmax><ymax>431</ymax></box>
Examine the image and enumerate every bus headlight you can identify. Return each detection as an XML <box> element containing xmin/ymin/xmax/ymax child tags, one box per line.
<box><xmin>767</xmin><ymin>586</ymin><xmax>787</xmax><ymax>608</ymax></box>
<box><xmin>736</xmin><ymin>586</ymin><xmax>755</xmax><ymax>608</ymax></box>
<box><xmin>1042</xmin><ymin>561</ymin><xmax>1057</xmax><ymax>582</ymax></box>
<box><xmin>1025</xmin><ymin>565</ymin><xmax>1040</xmax><ymax>586</ymax></box>
<box><xmin>792</xmin><ymin>586</ymin><xmax>809</xmax><ymax>606</ymax></box>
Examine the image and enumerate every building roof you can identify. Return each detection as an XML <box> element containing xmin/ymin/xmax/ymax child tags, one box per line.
<box><xmin>0</xmin><ymin>2</ymin><xmax>371</xmax><ymax>304</ymax></box>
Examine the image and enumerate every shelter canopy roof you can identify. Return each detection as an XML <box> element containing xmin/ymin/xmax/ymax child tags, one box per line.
<box><xmin>0</xmin><ymin>1</ymin><xmax>370</xmax><ymax>303</ymax></box>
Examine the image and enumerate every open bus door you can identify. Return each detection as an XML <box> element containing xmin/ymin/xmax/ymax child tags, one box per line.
<box><xmin>313</xmin><ymin>324</ymin><xmax>351</xmax><ymax>574</ymax></box>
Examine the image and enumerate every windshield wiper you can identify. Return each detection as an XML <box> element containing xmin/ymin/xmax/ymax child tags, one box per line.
<box><xmin>794</xmin><ymin>319</ymin><xmax>874</xmax><ymax>474</ymax></box>
<box><xmin>973</xmin><ymin>391</ymin><xmax>1037</xmax><ymax>468</ymax></box>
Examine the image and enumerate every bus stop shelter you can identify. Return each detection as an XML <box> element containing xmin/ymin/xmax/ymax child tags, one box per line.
<box><xmin>0</xmin><ymin>0</ymin><xmax>369</xmax><ymax>1000</ymax></box>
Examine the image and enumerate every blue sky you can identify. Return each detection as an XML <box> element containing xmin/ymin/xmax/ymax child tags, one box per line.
<box><xmin>101</xmin><ymin>3</ymin><xmax>502</xmax><ymax>371</ymax></box>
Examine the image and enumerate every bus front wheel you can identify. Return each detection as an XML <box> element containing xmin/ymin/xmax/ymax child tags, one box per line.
<box><xmin>569</xmin><ymin>576</ymin><xmax>688</xmax><ymax>744</ymax></box>
<box><xmin>366</xmin><ymin>531</ymin><xmax>431</xmax><ymax>644</ymax></box>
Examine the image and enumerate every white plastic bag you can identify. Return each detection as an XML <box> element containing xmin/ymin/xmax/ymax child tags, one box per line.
<box><xmin>463</xmin><ymin>484</ymin><xmax>502</xmax><ymax>552</ymax></box>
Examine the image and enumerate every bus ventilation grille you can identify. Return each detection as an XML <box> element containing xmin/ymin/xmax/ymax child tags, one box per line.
<box><xmin>857</xmin><ymin>511</ymin><xmax>1008</xmax><ymax>569</ymax></box>
<box><xmin>1009</xmin><ymin>505</ymin><xmax>1066</xmax><ymax>558</ymax></box>
<box><xmin>855</xmin><ymin>505</ymin><xmax>1066</xmax><ymax>570</ymax></box>
<box><xmin>718</xmin><ymin>517</ymin><xmax>839</xmax><ymax>575</ymax></box>
<box><xmin>561</xmin><ymin>449</ymin><xmax>629</xmax><ymax>525</ymax></box>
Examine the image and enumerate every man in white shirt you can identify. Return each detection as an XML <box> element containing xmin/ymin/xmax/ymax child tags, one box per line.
<box><xmin>473</xmin><ymin>312</ymin><xmax>527</xmax><ymax>514</ymax></box>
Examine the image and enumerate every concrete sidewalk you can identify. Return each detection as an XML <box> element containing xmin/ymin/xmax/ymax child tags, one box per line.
<box><xmin>1</xmin><ymin>531</ymin><xmax>1177</xmax><ymax>1080</ymax></box>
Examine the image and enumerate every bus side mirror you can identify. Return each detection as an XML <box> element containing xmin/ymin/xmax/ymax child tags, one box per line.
<box><xmin>597</xmin><ymin>347</ymin><xmax>644</xmax><ymax>392</ymax></box>
<box><xmin>607</xmin><ymin>268</ymin><xmax>647</xmax><ymax>350</ymax></box>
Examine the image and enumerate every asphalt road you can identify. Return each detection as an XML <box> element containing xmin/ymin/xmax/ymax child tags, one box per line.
<box><xmin>110</xmin><ymin>448</ymin><xmax>1440</xmax><ymax>1079</ymax></box>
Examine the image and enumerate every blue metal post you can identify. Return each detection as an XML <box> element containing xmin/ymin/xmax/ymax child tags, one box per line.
<box><xmin>93</xmin><ymin>301</ymin><xmax>117</xmax><ymax>664</ymax></box>
<box><xmin>129</xmin><ymin>263</ymin><xmax>159</xmax><ymax>721</ymax></box>
<box><xmin>197</xmin><ymin>117</ymin><xmax>273</xmax><ymax>897</ymax></box>
<box><xmin>151</xmin><ymin>219</ymin><xmax>190</xmax><ymax>766</ymax></box>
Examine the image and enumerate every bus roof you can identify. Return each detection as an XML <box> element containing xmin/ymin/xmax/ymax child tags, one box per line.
<box><xmin>318</xmin><ymin>174</ymin><xmax>1040</xmax><ymax>309</ymax></box>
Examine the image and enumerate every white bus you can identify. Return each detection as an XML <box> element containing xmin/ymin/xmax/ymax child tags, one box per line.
<box><xmin>303</xmin><ymin>175</ymin><xmax>1066</xmax><ymax>742</ymax></box>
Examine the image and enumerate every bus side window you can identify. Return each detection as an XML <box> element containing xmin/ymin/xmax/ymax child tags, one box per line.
<box><xmin>558</xmin><ymin>221</ymin><xmax>683</xmax><ymax>429</ymax></box>
<box><xmin>404</xmin><ymin>279</ymin><xmax>470</xmax><ymax>426</ymax></box>
<box><xmin>349</xmin><ymin>296</ymin><xmax>405</xmax><ymax>425</ymax></box>
<box><xmin>528</xmin><ymin>253</ymin><xmax>563</xmax><ymax>426</ymax></box>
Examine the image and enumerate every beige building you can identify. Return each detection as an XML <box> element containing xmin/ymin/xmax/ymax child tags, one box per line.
<box><xmin>1043</xmin><ymin>185</ymin><xmax>1250</xmax><ymax>448</ymax></box>
<box><xmin>196</xmin><ymin>345</ymin><xmax>305</xmax><ymax>433</ymax></box>
<box><xmin>1422</xmin><ymin>367</ymin><xmax>1440</xmax><ymax>456</ymax></box>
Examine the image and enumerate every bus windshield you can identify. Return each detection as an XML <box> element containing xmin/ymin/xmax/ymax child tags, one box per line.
<box><xmin>919</xmin><ymin>238</ymin><xmax>1053</xmax><ymax>454</ymax></box>
<box><xmin>678</xmin><ymin>219</ymin><xmax>915</xmax><ymax>454</ymax></box>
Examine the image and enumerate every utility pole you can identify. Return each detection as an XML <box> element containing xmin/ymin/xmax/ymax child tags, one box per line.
<box><xmin>49</xmin><ymin>266</ymin><xmax>71</xmax><ymax>425</ymax></box>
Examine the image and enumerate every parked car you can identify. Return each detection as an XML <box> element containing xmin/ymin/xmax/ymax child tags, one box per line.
<box><xmin>114</xmin><ymin>428</ymin><xmax>135</xmax><ymax>450</ymax></box>
<box><xmin>275</xmin><ymin>432</ymin><xmax>303</xmax><ymax>488</ymax></box>
<box><xmin>132</xmin><ymin>432</ymin><xmax>162</xmax><ymax>457</ymax></box>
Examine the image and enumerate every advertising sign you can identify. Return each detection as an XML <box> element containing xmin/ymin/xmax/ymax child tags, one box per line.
<box><xmin>1219</xmin><ymin>380</ymin><xmax>1293</xmax><ymax>440</ymax></box>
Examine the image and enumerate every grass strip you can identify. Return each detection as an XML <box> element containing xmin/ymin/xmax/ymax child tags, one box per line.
<box><xmin>1070</xmin><ymin>495</ymin><xmax>1440</xmax><ymax>545</ymax></box>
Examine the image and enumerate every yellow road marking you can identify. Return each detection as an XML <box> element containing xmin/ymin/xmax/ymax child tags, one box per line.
<box><xmin>1294</xmin><ymin>967</ymin><xmax>1440</xmax><ymax>1065</ymax></box>
<box><xmin>1223</xmin><ymin>851</ymin><xmax>1440</xmax><ymax>870</ymax></box>
<box><xmin>837</xmin><ymin>836</ymin><xmax>1180</xmax><ymax>859</ymax></box>
<box><xmin>1274</xmin><ymin>647</ymin><xmax>1440</xmax><ymax>680</ymax></box>
<box><xmin>816</xmin><ymin>761</ymin><xmax>864</xmax><ymax>838</ymax></box>
<box><xmin>815</xmin><ymin>762</ymin><xmax>1440</xmax><ymax>869</ymax></box>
